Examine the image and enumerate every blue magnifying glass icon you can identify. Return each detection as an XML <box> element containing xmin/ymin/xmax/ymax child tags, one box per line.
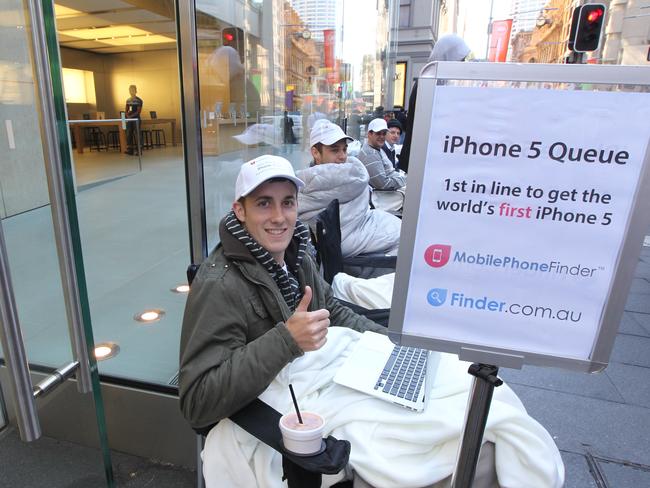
<box><xmin>427</xmin><ymin>288</ymin><xmax>447</xmax><ymax>307</ymax></box>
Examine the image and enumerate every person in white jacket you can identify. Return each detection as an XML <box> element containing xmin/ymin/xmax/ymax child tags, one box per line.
<box><xmin>297</xmin><ymin>121</ymin><xmax>401</xmax><ymax>257</ymax></box>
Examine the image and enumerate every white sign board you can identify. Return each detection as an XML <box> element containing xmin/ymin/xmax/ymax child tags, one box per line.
<box><xmin>389</xmin><ymin>65</ymin><xmax>650</xmax><ymax>371</ymax></box>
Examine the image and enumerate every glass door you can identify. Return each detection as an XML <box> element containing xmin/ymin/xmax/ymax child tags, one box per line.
<box><xmin>50</xmin><ymin>0</ymin><xmax>190</xmax><ymax>390</ymax></box>
<box><xmin>0</xmin><ymin>0</ymin><xmax>113</xmax><ymax>485</ymax></box>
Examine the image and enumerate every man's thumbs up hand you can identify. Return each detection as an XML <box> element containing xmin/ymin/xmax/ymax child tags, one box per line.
<box><xmin>286</xmin><ymin>286</ymin><xmax>330</xmax><ymax>352</ymax></box>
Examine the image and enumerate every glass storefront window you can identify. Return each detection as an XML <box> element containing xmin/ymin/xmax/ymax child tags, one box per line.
<box><xmin>1</xmin><ymin>0</ymin><xmax>398</xmax><ymax>394</ymax></box>
<box><xmin>50</xmin><ymin>1</ymin><xmax>188</xmax><ymax>388</ymax></box>
<box><xmin>197</xmin><ymin>0</ymin><xmax>397</xmax><ymax>251</ymax></box>
<box><xmin>0</xmin><ymin>0</ymin><xmax>73</xmax><ymax>370</ymax></box>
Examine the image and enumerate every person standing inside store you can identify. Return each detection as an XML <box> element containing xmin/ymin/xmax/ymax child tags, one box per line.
<box><xmin>125</xmin><ymin>84</ymin><xmax>143</xmax><ymax>155</ymax></box>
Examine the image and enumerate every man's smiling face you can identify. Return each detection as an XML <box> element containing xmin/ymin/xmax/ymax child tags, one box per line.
<box><xmin>233</xmin><ymin>179</ymin><xmax>298</xmax><ymax>265</ymax></box>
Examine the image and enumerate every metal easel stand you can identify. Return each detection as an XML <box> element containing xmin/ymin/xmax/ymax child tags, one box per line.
<box><xmin>451</xmin><ymin>363</ymin><xmax>503</xmax><ymax>488</ymax></box>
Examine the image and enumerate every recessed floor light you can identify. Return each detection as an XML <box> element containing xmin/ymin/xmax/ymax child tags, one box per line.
<box><xmin>94</xmin><ymin>342</ymin><xmax>120</xmax><ymax>361</ymax></box>
<box><xmin>171</xmin><ymin>284</ymin><xmax>190</xmax><ymax>294</ymax></box>
<box><xmin>134</xmin><ymin>309</ymin><xmax>165</xmax><ymax>323</ymax></box>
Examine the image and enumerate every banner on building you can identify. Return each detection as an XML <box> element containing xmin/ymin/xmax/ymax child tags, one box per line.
<box><xmin>488</xmin><ymin>19</ymin><xmax>513</xmax><ymax>62</ymax></box>
<box><xmin>324</xmin><ymin>29</ymin><xmax>335</xmax><ymax>69</ymax></box>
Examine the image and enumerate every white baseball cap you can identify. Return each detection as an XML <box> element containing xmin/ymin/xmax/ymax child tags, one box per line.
<box><xmin>368</xmin><ymin>118</ymin><xmax>388</xmax><ymax>133</ymax></box>
<box><xmin>235</xmin><ymin>155</ymin><xmax>304</xmax><ymax>201</ymax></box>
<box><xmin>309</xmin><ymin>120</ymin><xmax>353</xmax><ymax>147</ymax></box>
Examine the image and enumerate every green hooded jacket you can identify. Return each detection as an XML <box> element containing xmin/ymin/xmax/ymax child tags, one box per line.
<box><xmin>179</xmin><ymin>218</ymin><xmax>386</xmax><ymax>430</ymax></box>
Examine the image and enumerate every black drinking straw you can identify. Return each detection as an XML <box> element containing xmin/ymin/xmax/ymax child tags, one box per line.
<box><xmin>289</xmin><ymin>384</ymin><xmax>304</xmax><ymax>424</ymax></box>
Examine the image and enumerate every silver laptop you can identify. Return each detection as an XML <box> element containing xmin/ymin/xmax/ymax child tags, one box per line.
<box><xmin>333</xmin><ymin>331</ymin><xmax>439</xmax><ymax>412</ymax></box>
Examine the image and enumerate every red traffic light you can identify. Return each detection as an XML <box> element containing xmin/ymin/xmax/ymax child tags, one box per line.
<box><xmin>573</xmin><ymin>4</ymin><xmax>605</xmax><ymax>52</ymax></box>
<box><xmin>586</xmin><ymin>8</ymin><xmax>603</xmax><ymax>24</ymax></box>
<box><xmin>221</xmin><ymin>27</ymin><xmax>244</xmax><ymax>62</ymax></box>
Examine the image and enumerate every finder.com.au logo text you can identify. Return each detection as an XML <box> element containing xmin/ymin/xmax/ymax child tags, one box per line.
<box><xmin>427</xmin><ymin>287</ymin><xmax>582</xmax><ymax>323</ymax></box>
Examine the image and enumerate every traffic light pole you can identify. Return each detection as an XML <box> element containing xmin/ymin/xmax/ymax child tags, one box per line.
<box><xmin>566</xmin><ymin>51</ymin><xmax>585</xmax><ymax>64</ymax></box>
<box><xmin>485</xmin><ymin>0</ymin><xmax>494</xmax><ymax>60</ymax></box>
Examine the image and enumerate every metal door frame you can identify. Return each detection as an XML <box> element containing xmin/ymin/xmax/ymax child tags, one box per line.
<box><xmin>0</xmin><ymin>0</ymin><xmax>115</xmax><ymax>484</ymax></box>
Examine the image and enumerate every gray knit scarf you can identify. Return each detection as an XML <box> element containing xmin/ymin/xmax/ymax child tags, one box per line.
<box><xmin>224</xmin><ymin>211</ymin><xmax>309</xmax><ymax>311</ymax></box>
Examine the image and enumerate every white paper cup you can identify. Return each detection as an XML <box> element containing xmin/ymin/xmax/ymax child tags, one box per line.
<box><xmin>279</xmin><ymin>411</ymin><xmax>324</xmax><ymax>455</ymax></box>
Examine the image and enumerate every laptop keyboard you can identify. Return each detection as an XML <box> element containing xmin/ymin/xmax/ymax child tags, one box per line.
<box><xmin>374</xmin><ymin>345</ymin><xmax>427</xmax><ymax>402</ymax></box>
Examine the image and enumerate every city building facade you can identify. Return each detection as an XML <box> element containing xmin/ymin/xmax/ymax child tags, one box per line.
<box><xmin>282</xmin><ymin>1</ymin><xmax>320</xmax><ymax>112</ymax></box>
<box><xmin>513</xmin><ymin>0</ymin><xmax>573</xmax><ymax>63</ymax></box>
<box><xmin>511</xmin><ymin>0</ymin><xmax>548</xmax><ymax>34</ymax></box>
<box><xmin>391</xmin><ymin>0</ymin><xmax>442</xmax><ymax>109</ymax></box>
<box><xmin>602</xmin><ymin>0</ymin><xmax>650</xmax><ymax>65</ymax></box>
<box><xmin>290</xmin><ymin>0</ymin><xmax>336</xmax><ymax>42</ymax></box>
<box><xmin>509</xmin><ymin>0</ymin><xmax>650</xmax><ymax>66</ymax></box>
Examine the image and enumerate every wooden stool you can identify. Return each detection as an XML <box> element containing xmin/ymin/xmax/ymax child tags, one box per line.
<box><xmin>152</xmin><ymin>129</ymin><xmax>166</xmax><ymax>147</ymax></box>
<box><xmin>140</xmin><ymin>130</ymin><xmax>153</xmax><ymax>150</ymax></box>
<box><xmin>107</xmin><ymin>131</ymin><xmax>120</xmax><ymax>150</ymax></box>
<box><xmin>85</xmin><ymin>127</ymin><xmax>106</xmax><ymax>151</ymax></box>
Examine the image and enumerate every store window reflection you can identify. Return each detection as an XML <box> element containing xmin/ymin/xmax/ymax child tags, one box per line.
<box><xmin>49</xmin><ymin>1</ymin><xmax>188</xmax><ymax>387</ymax></box>
<box><xmin>198</xmin><ymin>0</ymin><xmax>396</xmax><ymax>251</ymax></box>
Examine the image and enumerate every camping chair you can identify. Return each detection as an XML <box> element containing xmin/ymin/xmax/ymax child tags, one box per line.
<box><xmin>185</xmin><ymin>264</ymin><xmax>353</xmax><ymax>488</ymax></box>
<box><xmin>333</xmin><ymin>298</ymin><xmax>390</xmax><ymax>328</ymax></box>
<box><xmin>369</xmin><ymin>188</ymin><xmax>405</xmax><ymax>217</ymax></box>
<box><xmin>313</xmin><ymin>199</ymin><xmax>397</xmax><ymax>284</ymax></box>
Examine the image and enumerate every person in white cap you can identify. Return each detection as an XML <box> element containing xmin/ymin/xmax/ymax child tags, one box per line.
<box><xmin>179</xmin><ymin>154</ymin><xmax>386</xmax><ymax>436</ymax></box>
<box><xmin>296</xmin><ymin>121</ymin><xmax>401</xmax><ymax>257</ymax></box>
<box><xmin>357</xmin><ymin>118</ymin><xmax>407</xmax><ymax>214</ymax></box>
<box><xmin>357</xmin><ymin>117</ymin><xmax>407</xmax><ymax>192</ymax></box>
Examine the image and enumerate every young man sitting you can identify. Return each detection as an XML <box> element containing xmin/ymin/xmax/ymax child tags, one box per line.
<box><xmin>179</xmin><ymin>155</ymin><xmax>386</xmax><ymax>429</ymax></box>
<box><xmin>357</xmin><ymin>118</ymin><xmax>406</xmax><ymax>191</ymax></box>
<box><xmin>297</xmin><ymin>120</ymin><xmax>401</xmax><ymax>257</ymax></box>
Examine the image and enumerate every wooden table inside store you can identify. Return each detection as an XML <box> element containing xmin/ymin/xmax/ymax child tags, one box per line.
<box><xmin>68</xmin><ymin>118</ymin><xmax>177</xmax><ymax>154</ymax></box>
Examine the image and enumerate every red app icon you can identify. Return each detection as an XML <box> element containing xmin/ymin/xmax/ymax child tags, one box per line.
<box><xmin>424</xmin><ymin>244</ymin><xmax>451</xmax><ymax>268</ymax></box>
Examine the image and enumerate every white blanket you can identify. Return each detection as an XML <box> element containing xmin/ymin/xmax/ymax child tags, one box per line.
<box><xmin>202</xmin><ymin>328</ymin><xmax>564</xmax><ymax>488</ymax></box>
<box><xmin>332</xmin><ymin>272</ymin><xmax>395</xmax><ymax>309</ymax></box>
